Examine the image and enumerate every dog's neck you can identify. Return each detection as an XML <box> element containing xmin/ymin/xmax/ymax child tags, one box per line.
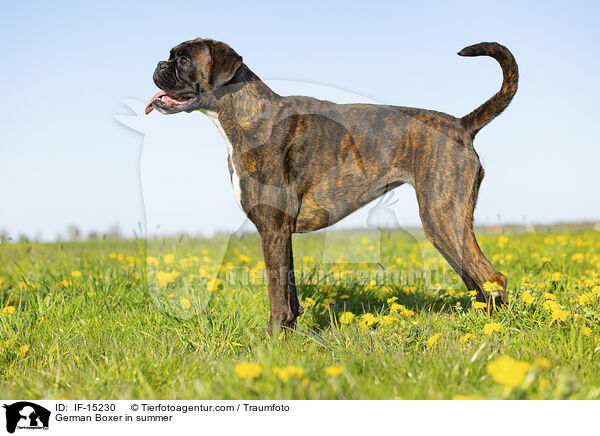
<box><xmin>203</xmin><ymin>64</ymin><xmax>282</xmax><ymax>147</ymax></box>
<box><xmin>227</xmin><ymin>64</ymin><xmax>266</xmax><ymax>90</ymax></box>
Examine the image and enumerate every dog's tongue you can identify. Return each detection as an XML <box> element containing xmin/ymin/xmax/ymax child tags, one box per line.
<box><xmin>145</xmin><ymin>91</ymin><xmax>191</xmax><ymax>114</ymax></box>
<box><xmin>145</xmin><ymin>91</ymin><xmax>167</xmax><ymax>115</ymax></box>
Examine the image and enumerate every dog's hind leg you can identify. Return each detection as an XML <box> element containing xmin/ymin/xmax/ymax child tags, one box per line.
<box><xmin>414</xmin><ymin>150</ymin><xmax>506</xmax><ymax>307</ymax></box>
<box><xmin>288</xmin><ymin>246</ymin><xmax>304</xmax><ymax>319</ymax></box>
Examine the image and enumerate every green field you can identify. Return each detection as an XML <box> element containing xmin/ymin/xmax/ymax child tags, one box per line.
<box><xmin>1</xmin><ymin>228</ymin><xmax>599</xmax><ymax>399</ymax></box>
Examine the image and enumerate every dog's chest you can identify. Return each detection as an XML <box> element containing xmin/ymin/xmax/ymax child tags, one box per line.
<box><xmin>201</xmin><ymin>110</ymin><xmax>243</xmax><ymax>210</ymax></box>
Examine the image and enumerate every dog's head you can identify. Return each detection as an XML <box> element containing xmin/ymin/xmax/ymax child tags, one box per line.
<box><xmin>146</xmin><ymin>38</ymin><xmax>243</xmax><ymax>115</ymax></box>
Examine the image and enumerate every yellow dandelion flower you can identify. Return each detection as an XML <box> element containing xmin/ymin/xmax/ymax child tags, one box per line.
<box><xmin>339</xmin><ymin>312</ymin><xmax>355</xmax><ymax>324</ymax></box>
<box><xmin>360</xmin><ymin>237</ymin><xmax>369</xmax><ymax>245</ymax></box>
<box><xmin>483</xmin><ymin>281</ymin><xmax>502</xmax><ymax>295</ymax></box>
<box><xmin>483</xmin><ymin>322</ymin><xmax>502</xmax><ymax>335</ymax></box>
<box><xmin>533</xmin><ymin>357</ymin><xmax>551</xmax><ymax>370</ymax></box>
<box><xmin>206</xmin><ymin>277</ymin><xmax>222</xmax><ymax>291</ymax></box>
<box><xmin>551</xmin><ymin>309</ymin><xmax>570</xmax><ymax>322</ymax></box>
<box><xmin>108</xmin><ymin>252</ymin><xmax>117</xmax><ymax>259</ymax></box>
<box><xmin>571</xmin><ymin>253</ymin><xmax>584</xmax><ymax>262</ymax></box>
<box><xmin>390</xmin><ymin>303</ymin><xmax>415</xmax><ymax>317</ymax></box>
<box><xmin>304</xmin><ymin>297</ymin><xmax>315</xmax><ymax>307</ymax></box>
<box><xmin>452</xmin><ymin>395</ymin><xmax>486</xmax><ymax>400</ymax></box>
<box><xmin>543</xmin><ymin>300</ymin><xmax>561</xmax><ymax>311</ymax></box>
<box><xmin>577</xmin><ymin>292</ymin><xmax>595</xmax><ymax>305</ymax></box>
<box><xmin>2</xmin><ymin>306</ymin><xmax>16</xmax><ymax>315</ymax></box>
<box><xmin>387</xmin><ymin>296</ymin><xmax>398</xmax><ymax>304</ymax></box>
<box><xmin>582</xmin><ymin>327</ymin><xmax>592</xmax><ymax>337</ymax></box>
<box><xmin>539</xmin><ymin>379</ymin><xmax>550</xmax><ymax>389</ymax></box>
<box><xmin>234</xmin><ymin>362</ymin><xmax>262</xmax><ymax>379</ymax></box>
<box><xmin>521</xmin><ymin>291</ymin><xmax>534</xmax><ymax>304</ymax></box>
<box><xmin>395</xmin><ymin>257</ymin><xmax>403</xmax><ymax>265</ymax></box>
<box><xmin>473</xmin><ymin>302</ymin><xmax>487</xmax><ymax>309</ymax></box>
<box><xmin>551</xmin><ymin>272</ymin><xmax>564</xmax><ymax>282</ymax></box>
<box><xmin>273</xmin><ymin>366</ymin><xmax>305</xmax><ymax>382</ymax></box>
<box><xmin>163</xmin><ymin>253</ymin><xmax>175</xmax><ymax>265</ymax></box>
<box><xmin>468</xmin><ymin>290</ymin><xmax>478</xmax><ymax>297</ymax></box>
<box><xmin>19</xmin><ymin>345</ymin><xmax>30</xmax><ymax>356</ymax></box>
<box><xmin>180</xmin><ymin>297</ymin><xmax>191</xmax><ymax>309</ymax></box>
<box><xmin>238</xmin><ymin>254</ymin><xmax>251</xmax><ymax>263</ymax></box>
<box><xmin>379</xmin><ymin>315</ymin><xmax>397</xmax><ymax>325</ymax></box>
<box><xmin>177</xmin><ymin>258</ymin><xmax>192</xmax><ymax>268</ymax></box>
<box><xmin>487</xmin><ymin>356</ymin><xmax>531</xmax><ymax>387</ymax></box>
<box><xmin>156</xmin><ymin>271</ymin><xmax>178</xmax><ymax>287</ymax></box>
<box><xmin>426</xmin><ymin>333</ymin><xmax>442</xmax><ymax>347</ymax></box>
<box><xmin>359</xmin><ymin>313</ymin><xmax>377</xmax><ymax>328</ymax></box>
<box><xmin>87</xmin><ymin>292</ymin><xmax>96</xmax><ymax>297</ymax></box>
<box><xmin>325</xmin><ymin>366</ymin><xmax>344</xmax><ymax>377</ymax></box>
<box><xmin>19</xmin><ymin>282</ymin><xmax>36</xmax><ymax>291</ymax></box>
<box><xmin>302</xmin><ymin>256</ymin><xmax>315</xmax><ymax>263</ymax></box>
<box><xmin>497</xmin><ymin>235</ymin><xmax>508</xmax><ymax>247</ymax></box>
<box><xmin>544</xmin><ymin>292</ymin><xmax>557</xmax><ymax>300</ymax></box>
<box><xmin>460</xmin><ymin>333</ymin><xmax>476</xmax><ymax>344</ymax></box>
<box><xmin>71</xmin><ymin>270</ymin><xmax>82</xmax><ymax>278</ymax></box>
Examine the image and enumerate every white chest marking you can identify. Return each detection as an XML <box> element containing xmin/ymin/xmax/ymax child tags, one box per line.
<box><xmin>202</xmin><ymin>110</ymin><xmax>243</xmax><ymax>210</ymax></box>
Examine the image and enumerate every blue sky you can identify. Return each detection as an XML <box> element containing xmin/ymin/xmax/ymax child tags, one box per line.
<box><xmin>0</xmin><ymin>1</ymin><xmax>599</xmax><ymax>240</ymax></box>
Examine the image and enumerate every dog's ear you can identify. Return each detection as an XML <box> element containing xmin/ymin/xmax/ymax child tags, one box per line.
<box><xmin>208</xmin><ymin>41</ymin><xmax>243</xmax><ymax>89</ymax></box>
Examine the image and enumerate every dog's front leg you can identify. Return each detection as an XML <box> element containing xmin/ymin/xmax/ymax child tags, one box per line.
<box><xmin>260</xmin><ymin>228</ymin><xmax>297</xmax><ymax>336</ymax></box>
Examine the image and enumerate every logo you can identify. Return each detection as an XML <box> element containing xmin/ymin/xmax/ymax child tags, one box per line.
<box><xmin>3</xmin><ymin>402</ymin><xmax>50</xmax><ymax>433</ymax></box>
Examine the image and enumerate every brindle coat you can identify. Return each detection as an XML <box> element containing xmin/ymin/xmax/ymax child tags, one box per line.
<box><xmin>148</xmin><ymin>39</ymin><xmax>518</xmax><ymax>333</ymax></box>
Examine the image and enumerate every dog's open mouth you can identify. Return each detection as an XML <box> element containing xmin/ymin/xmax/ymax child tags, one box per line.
<box><xmin>145</xmin><ymin>91</ymin><xmax>193</xmax><ymax>115</ymax></box>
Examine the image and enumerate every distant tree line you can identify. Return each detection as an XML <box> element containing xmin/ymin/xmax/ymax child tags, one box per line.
<box><xmin>0</xmin><ymin>223</ymin><xmax>124</xmax><ymax>243</ymax></box>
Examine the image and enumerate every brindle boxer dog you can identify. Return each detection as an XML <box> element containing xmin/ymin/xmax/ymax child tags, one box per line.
<box><xmin>146</xmin><ymin>38</ymin><xmax>518</xmax><ymax>334</ymax></box>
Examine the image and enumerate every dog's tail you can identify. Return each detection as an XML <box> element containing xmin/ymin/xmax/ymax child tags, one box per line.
<box><xmin>458</xmin><ymin>42</ymin><xmax>518</xmax><ymax>138</ymax></box>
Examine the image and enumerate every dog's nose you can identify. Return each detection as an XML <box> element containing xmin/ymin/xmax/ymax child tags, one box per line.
<box><xmin>156</xmin><ymin>61</ymin><xmax>168</xmax><ymax>71</ymax></box>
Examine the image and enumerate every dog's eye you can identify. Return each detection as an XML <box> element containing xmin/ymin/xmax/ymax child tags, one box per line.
<box><xmin>180</xmin><ymin>57</ymin><xmax>189</xmax><ymax>66</ymax></box>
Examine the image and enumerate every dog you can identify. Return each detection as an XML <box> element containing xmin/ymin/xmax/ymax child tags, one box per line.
<box><xmin>145</xmin><ymin>38</ymin><xmax>518</xmax><ymax>334</ymax></box>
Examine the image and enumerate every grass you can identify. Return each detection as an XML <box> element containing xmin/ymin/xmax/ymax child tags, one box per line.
<box><xmin>1</xmin><ymin>228</ymin><xmax>599</xmax><ymax>399</ymax></box>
